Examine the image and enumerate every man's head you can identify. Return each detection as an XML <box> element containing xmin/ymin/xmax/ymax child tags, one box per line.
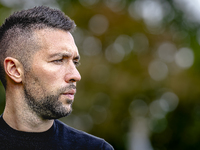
<box><xmin>0</xmin><ymin>6</ymin><xmax>81</xmax><ymax>119</ymax></box>
<box><xmin>0</xmin><ymin>6</ymin><xmax>76</xmax><ymax>88</ymax></box>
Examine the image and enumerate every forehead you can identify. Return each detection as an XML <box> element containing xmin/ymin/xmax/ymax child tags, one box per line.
<box><xmin>34</xmin><ymin>28</ymin><xmax>79</xmax><ymax>57</ymax></box>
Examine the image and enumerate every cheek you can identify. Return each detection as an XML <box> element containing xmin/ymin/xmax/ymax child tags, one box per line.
<box><xmin>33</xmin><ymin>64</ymin><xmax>65</xmax><ymax>87</ymax></box>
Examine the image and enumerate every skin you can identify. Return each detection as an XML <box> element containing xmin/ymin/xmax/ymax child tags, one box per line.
<box><xmin>3</xmin><ymin>29</ymin><xmax>81</xmax><ymax>132</ymax></box>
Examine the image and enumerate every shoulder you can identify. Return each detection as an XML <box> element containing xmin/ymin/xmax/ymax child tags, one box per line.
<box><xmin>54</xmin><ymin>120</ymin><xmax>114</xmax><ymax>150</ymax></box>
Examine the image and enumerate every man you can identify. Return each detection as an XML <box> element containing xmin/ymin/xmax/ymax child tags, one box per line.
<box><xmin>0</xmin><ymin>6</ymin><xmax>114</xmax><ymax>150</ymax></box>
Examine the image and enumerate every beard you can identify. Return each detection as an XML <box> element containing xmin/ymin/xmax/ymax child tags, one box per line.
<box><xmin>23</xmin><ymin>73</ymin><xmax>75</xmax><ymax>120</ymax></box>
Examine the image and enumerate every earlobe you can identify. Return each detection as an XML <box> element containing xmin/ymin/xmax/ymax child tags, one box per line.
<box><xmin>4</xmin><ymin>57</ymin><xmax>23</xmax><ymax>83</ymax></box>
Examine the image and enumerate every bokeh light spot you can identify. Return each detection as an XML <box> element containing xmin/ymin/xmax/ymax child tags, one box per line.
<box><xmin>160</xmin><ymin>92</ymin><xmax>179</xmax><ymax>112</ymax></box>
<box><xmin>149</xmin><ymin>100</ymin><xmax>166</xmax><ymax>119</ymax></box>
<box><xmin>105</xmin><ymin>43</ymin><xmax>125</xmax><ymax>63</ymax></box>
<box><xmin>129</xmin><ymin>99</ymin><xmax>148</xmax><ymax>117</ymax></box>
<box><xmin>82</xmin><ymin>36</ymin><xmax>102</xmax><ymax>56</ymax></box>
<box><xmin>129</xmin><ymin>0</ymin><xmax>164</xmax><ymax>27</ymax></box>
<box><xmin>89</xmin><ymin>14</ymin><xmax>109</xmax><ymax>35</ymax></box>
<box><xmin>148</xmin><ymin>60</ymin><xmax>168</xmax><ymax>81</ymax></box>
<box><xmin>132</xmin><ymin>33</ymin><xmax>149</xmax><ymax>54</ymax></box>
<box><xmin>103</xmin><ymin>0</ymin><xmax>126</xmax><ymax>12</ymax></box>
<box><xmin>158</xmin><ymin>42</ymin><xmax>177</xmax><ymax>63</ymax></box>
<box><xmin>175</xmin><ymin>47</ymin><xmax>194</xmax><ymax>69</ymax></box>
<box><xmin>79</xmin><ymin>0</ymin><xmax>99</xmax><ymax>7</ymax></box>
<box><xmin>115</xmin><ymin>34</ymin><xmax>134</xmax><ymax>55</ymax></box>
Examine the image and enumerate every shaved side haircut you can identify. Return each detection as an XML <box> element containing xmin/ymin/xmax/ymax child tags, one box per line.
<box><xmin>0</xmin><ymin>6</ymin><xmax>76</xmax><ymax>89</ymax></box>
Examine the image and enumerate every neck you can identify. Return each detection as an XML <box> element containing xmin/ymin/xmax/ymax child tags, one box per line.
<box><xmin>3</xmin><ymin>87</ymin><xmax>53</xmax><ymax>132</ymax></box>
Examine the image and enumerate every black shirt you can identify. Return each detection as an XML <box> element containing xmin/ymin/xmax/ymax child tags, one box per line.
<box><xmin>0</xmin><ymin>116</ymin><xmax>114</xmax><ymax>150</ymax></box>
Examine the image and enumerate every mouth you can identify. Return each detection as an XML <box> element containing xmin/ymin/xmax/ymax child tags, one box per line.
<box><xmin>62</xmin><ymin>89</ymin><xmax>76</xmax><ymax>100</ymax></box>
<box><xmin>62</xmin><ymin>93</ymin><xmax>74</xmax><ymax>100</ymax></box>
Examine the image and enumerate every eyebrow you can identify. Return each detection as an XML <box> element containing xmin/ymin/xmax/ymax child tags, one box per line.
<box><xmin>49</xmin><ymin>52</ymin><xmax>80</xmax><ymax>60</ymax></box>
<box><xmin>74</xmin><ymin>55</ymin><xmax>80</xmax><ymax>60</ymax></box>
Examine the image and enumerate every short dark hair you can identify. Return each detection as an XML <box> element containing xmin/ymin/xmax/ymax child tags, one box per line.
<box><xmin>0</xmin><ymin>6</ymin><xmax>76</xmax><ymax>88</ymax></box>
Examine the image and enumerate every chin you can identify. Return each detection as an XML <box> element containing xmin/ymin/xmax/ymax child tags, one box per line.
<box><xmin>44</xmin><ymin>111</ymin><xmax>72</xmax><ymax>120</ymax></box>
<box><xmin>42</xmin><ymin>106</ymin><xmax>73</xmax><ymax>120</ymax></box>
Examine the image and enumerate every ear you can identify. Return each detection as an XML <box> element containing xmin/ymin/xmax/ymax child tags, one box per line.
<box><xmin>4</xmin><ymin>57</ymin><xmax>23</xmax><ymax>83</ymax></box>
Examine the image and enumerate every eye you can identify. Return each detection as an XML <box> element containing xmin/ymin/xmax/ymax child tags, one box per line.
<box><xmin>53</xmin><ymin>58</ymin><xmax>64</xmax><ymax>63</ymax></box>
<box><xmin>74</xmin><ymin>61</ymin><xmax>81</xmax><ymax>67</ymax></box>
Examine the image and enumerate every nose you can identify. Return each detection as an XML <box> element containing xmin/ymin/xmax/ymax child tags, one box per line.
<box><xmin>65</xmin><ymin>61</ymin><xmax>81</xmax><ymax>83</ymax></box>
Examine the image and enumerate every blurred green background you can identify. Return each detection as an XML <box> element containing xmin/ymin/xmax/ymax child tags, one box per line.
<box><xmin>1</xmin><ymin>0</ymin><xmax>200</xmax><ymax>149</ymax></box>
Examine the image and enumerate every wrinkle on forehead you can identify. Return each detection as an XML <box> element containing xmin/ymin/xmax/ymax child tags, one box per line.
<box><xmin>33</xmin><ymin>28</ymin><xmax>79</xmax><ymax>57</ymax></box>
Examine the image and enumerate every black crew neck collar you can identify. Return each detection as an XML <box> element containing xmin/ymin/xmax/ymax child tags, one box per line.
<box><xmin>0</xmin><ymin>115</ymin><xmax>56</xmax><ymax>141</ymax></box>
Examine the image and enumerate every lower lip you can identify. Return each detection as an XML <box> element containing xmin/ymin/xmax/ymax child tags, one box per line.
<box><xmin>62</xmin><ymin>94</ymin><xmax>74</xmax><ymax>100</ymax></box>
